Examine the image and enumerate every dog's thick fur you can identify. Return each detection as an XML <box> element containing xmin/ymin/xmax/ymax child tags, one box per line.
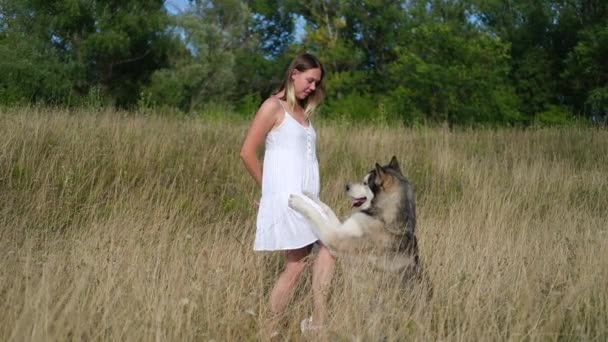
<box><xmin>289</xmin><ymin>156</ymin><xmax>428</xmax><ymax>289</ymax></box>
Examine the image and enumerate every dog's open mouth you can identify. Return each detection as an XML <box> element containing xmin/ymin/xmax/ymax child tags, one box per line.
<box><xmin>352</xmin><ymin>197</ymin><xmax>367</xmax><ymax>208</ymax></box>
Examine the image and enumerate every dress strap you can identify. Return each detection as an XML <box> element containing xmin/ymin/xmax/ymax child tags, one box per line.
<box><xmin>275</xmin><ymin>97</ymin><xmax>287</xmax><ymax>112</ymax></box>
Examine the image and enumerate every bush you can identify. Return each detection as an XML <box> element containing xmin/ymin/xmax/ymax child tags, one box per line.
<box><xmin>534</xmin><ymin>105</ymin><xmax>575</xmax><ymax>126</ymax></box>
<box><xmin>325</xmin><ymin>92</ymin><xmax>379</xmax><ymax>121</ymax></box>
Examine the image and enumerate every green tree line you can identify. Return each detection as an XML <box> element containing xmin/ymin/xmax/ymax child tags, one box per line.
<box><xmin>1</xmin><ymin>0</ymin><xmax>606</xmax><ymax>125</ymax></box>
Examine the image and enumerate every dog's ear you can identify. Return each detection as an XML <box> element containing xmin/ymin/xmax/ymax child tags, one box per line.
<box><xmin>388</xmin><ymin>156</ymin><xmax>401</xmax><ymax>174</ymax></box>
<box><xmin>375</xmin><ymin>163</ymin><xmax>384</xmax><ymax>175</ymax></box>
<box><xmin>374</xmin><ymin>163</ymin><xmax>386</xmax><ymax>184</ymax></box>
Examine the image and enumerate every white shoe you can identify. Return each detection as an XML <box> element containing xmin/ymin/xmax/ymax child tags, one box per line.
<box><xmin>300</xmin><ymin>316</ymin><xmax>321</xmax><ymax>335</ymax></box>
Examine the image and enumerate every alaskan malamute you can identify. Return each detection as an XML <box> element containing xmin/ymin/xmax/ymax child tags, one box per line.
<box><xmin>289</xmin><ymin>156</ymin><xmax>428</xmax><ymax>288</ymax></box>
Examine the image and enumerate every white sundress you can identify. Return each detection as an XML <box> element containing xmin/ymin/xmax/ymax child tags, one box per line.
<box><xmin>254</xmin><ymin>99</ymin><xmax>321</xmax><ymax>251</ymax></box>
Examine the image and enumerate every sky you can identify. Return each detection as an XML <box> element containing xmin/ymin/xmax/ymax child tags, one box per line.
<box><xmin>163</xmin><ymin>0</ymin><xmax>307</xmax><ymax>43</ymax></box>
<box><xmin>164</xmin><ymin>0</ymin><xmax>190</xmax><ymax>15</ymax></box>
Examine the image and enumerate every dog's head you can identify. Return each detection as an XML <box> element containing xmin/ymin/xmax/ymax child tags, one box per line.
<box><xmin>347</xmin><ymin>155</ymin><xmax>416</xmax><ymax>238</ymax></box>
<box><xmin>346</xmin><ymin>156</ymin><xmax>405</xmax><ymax>211</ymax></box>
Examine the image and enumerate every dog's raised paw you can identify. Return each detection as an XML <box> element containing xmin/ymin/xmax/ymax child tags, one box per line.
<box><xmin>288</xmin><ymin>194</ymin><xmax>307</xmax><ymax>211</ymax></box>
<box><xmin>302</xmin><ymin>191</ymin><xmax>322</xmax><ymax>204</ymax></box>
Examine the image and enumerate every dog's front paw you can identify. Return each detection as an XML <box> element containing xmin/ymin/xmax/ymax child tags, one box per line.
<box><xmin>302</xmin><ymin>191</ymin><xmax>320</xmax><ymax>203</ymax></box>
<box><xmin>288</xmin><ymin>194</ymin><xmax>308</xmax><ymax>212</ymax></box>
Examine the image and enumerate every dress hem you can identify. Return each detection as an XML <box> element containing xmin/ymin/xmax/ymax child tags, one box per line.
<box><xmin>253</xmin><ymin>238</ymin><xmax>319</xmax><ymax>252</ymax></box>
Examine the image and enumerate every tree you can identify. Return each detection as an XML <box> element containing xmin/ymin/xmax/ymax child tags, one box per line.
<box><xmin>0</xmin><ymin>22</ymin><xmax>74</xmax><ymax>104</ymax></box>
<box><xmin>563</xmin><ymin>25</ymin><xmax>608</xmax><ymax>119</ymax></box>
<box><xmin>144</xmin><ymin>0</ymin><xmax>252</xmax><ymax>111</ymax></box>
<box><xmin>471</xmin><ymin>0</ymin><xmax>608</xmax><ymax>120</ymax></box>
<box><xmin>247</xmin><ymin>0</ymin><xmax>296</xmax><ymax>58</ymax></box>
<box><xmin>386</xmin><ymin>22</ymin><xmax>520</xmax><ymax>125</ymax></box>
<box><xmin>0</xmin><ymin>0</ymin><xmax>175</xmax><ymax>107</ymax></box>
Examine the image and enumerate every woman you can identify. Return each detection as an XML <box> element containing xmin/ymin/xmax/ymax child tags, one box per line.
<box><xmin>240</xmin><ymin>53</ymin><xmax>335</xmax><ymax>337</ymax></box>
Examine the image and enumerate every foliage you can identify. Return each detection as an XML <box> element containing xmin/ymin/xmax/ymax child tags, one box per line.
<box><xmin>0</xmin><ymin>0</ymin><xmax>607</xmax><ymax>125</ymax></box>
<box><xmin>534</xmin><ymin>104</ymin><xmax>576</xmax><ymax>126</ymax></box>
<box><xmin>0</xmin><ymin>0</ymin><xmax>174</xmax><ymax>107</ymax></box>
<box><xmin>471</xmin><ymin>0</ymin><xmax>608</xmax><ymax>122</ymax></box>
<box><xmin>142</xmin><ymin>0</ymin><xmax>252</xmax><ymax>112</ymax></box>
<box><xmin>586</xmin><ymin>87</ymin><xmax>608</xmax><ymax>124</ymax></box>
<box><xmin>246</xmin><ymin>0</ymin><xmax>296</xmax><ymax>57</ymax></box>
<box><xmin>563</xmin><ymin>24</ymin><xmax>608</xmax><ymax>118</ymax></box>
<box><xmin>386</xmin><ymin>23</ymin><xmax>519</xmax><ymax>125</ymax></box>
<box><xmin>0</xmin><ymin>33</ymin><xmax>74</xmax><ymax>105</ymax></box>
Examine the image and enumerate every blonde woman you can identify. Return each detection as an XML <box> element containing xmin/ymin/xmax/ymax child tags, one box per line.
<box><xmin>240</xmin><ymin>53</ymin><xmax>335</xmax><ymax>337</ymax></box>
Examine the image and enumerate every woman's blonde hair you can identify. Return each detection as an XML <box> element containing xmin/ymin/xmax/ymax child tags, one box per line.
<box><xmin>273</xmin><ymin>53</ymin><xmax>325</xmax><ymax>118</ymax></box>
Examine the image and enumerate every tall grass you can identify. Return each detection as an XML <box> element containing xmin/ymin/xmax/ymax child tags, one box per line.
<box><xmin>1</xmin><ymin>107</ymin><xmax>607</xmax><ymax>341</ymax></box>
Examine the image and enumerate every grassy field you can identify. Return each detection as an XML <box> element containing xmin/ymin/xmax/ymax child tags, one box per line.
<box><xmin>1</xmin><ymin>107</ymin><xmax>607</xmax><ymax>341</ymax></box>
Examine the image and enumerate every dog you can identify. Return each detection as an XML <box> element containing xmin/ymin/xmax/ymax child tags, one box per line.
<box><xmin>288</xmin><ymin>156</ymin><xmax>428</xmax><ymax>288</ymax></box>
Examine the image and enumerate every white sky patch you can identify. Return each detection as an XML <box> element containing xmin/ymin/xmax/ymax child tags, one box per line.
<box><xmin>165</xmin><ymin>0</ymin><xmax>190</xmax><ymax>15</ymax></box>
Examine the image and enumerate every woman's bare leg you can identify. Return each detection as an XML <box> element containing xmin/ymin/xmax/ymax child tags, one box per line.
<box><xmin>311</xmin><ymin>243</ymin><xmax>336</xmax><ymax>327</ymax></box>
<box><xmin>264</xmin><ymin>246</ymin><xmax>311</xmax><ymax>337</ymax></box>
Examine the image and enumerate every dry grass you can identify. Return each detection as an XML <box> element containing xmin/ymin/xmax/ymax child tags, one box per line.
<box><xmin>1</xmin><ymin>107</ymin><xmax>607</xmax><ymax>341</ymax></box>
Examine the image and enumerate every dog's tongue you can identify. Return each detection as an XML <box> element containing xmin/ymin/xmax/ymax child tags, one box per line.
<box><xmin>352</xmin><ymin>197</ymin><xmax>366</xmax><ymax>208</ymax></box>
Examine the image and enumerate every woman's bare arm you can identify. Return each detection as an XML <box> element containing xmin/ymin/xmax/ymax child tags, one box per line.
<box><xmin>239</xmin><ymin>99</ymin><xmax>281</xmax><ymax>187</ymax></box>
